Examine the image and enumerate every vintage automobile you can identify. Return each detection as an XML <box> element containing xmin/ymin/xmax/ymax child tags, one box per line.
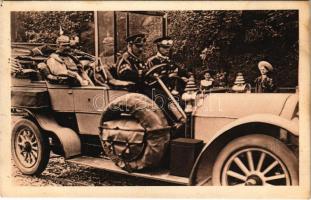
<box><xmin>11</xmin><ymin>66</ymin><xmax>299</xmax><ymax>186</ymax></box>
<box><xmin>10</xmin><ymin>11</ymin><xmax>299</xmax><ymax>186</ymax></box>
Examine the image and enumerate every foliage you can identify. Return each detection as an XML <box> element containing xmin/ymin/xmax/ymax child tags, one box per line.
<box><xmin>167</xmin><ymin>10</ymin><xmax>298</xmax><ymax>88</ymax></box>
<box><xmin>11</xmin><ymin>11</ymin><xmax>298</xmax><ymax>88</ymax></box>
<box><xmin>11</xmin><ymin>11</ymin><xmax>94</xmax><ymax>54</ymax></box>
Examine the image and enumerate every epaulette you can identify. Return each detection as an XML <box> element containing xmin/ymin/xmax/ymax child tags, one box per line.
<box><xmin>120</xmin><ymin>52</ymin><xmax>131</xmax><ymax>65</ymax></box>
<box><xmin>147</xmin><ymin>55</ymin><xmax>157</xmax><ymax>63</ymax></box>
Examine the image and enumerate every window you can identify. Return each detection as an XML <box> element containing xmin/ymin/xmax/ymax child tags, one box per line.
<box><xmin>98</xmin><ymin>11</ymin><xmax>115</xmax><ymax>66</ymax></box>
<box><xmin>96</xmin><ymin>11</ymin><xmax>166</xmax><ymax>62</ymax></box>
<box><xmin>129</xmin><ymin>12</ymin><xmax>163</xmax><ymax>59</ymax></box>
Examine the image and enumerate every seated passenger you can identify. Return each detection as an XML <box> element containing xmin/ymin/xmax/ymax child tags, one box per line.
<box><xmin>37</xmin><ymin>62</ymin><xmax>68</xmax><ymax>84</ymax></box>
<box><xmin>45</xmin><ymin>35</ymin><xmax>93</xmax><ymax>86</ymax></box>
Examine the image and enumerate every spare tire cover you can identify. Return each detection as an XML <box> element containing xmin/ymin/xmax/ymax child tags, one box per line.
<box><xmin>100</xmin><ymin>93</ymin><xmax>170</xmax><ymax>170</ymax></box>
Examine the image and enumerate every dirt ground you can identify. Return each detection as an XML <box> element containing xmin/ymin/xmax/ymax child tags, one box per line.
<box><xmin>11</xmin><ymin>155</ymin><xmax>176</xmax><ymax>186</ymax></box>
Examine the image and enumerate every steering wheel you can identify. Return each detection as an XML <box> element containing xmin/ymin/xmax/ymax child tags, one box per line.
<box><xmin>144</xmin><ymin>63</ymin><xmax>170</xmax><ymax>86</ymax></box>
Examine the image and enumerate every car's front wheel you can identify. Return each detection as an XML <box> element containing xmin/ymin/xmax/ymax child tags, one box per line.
<box><xmin>11</xmin><ymin>118</ymin><xmax>50</xmax><ymax>175</ymax></box>
<box><xmin>212</xmin><ymin>134</ymin><xmax>298</xmax><ymax>186</ymax></box>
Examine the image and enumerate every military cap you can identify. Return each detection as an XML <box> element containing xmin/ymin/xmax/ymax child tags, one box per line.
<box><xmin>125</xmin><ymin>34</ymin><xmax>146</xmax><ymax>45</ymax></box>
<box><xmin>258</xmin><ymin>61</ymin><xmax>273</xmax><ymax>72</ymax></box>
<box><xmin>154</xmin><ymin>36</ymin><xmax>173</xmax><ymax>47</ymax></box>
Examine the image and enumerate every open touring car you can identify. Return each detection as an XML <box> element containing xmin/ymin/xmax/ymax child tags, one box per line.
<box><xmin>11</xmin><ymin>11</ymin><xmax>299</xmax><ymax>186</ymax></box>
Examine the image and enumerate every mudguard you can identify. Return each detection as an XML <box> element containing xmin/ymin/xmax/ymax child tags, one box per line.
<box><xmin>208</xmin><ymin>113</ymin><xmax>298</xmax><ymax>138</ymax></box>
<box><xmin>24</xmin><ymin>110</ymin><xmax>81</xmax><ymax>158</ymax></box>
<box><xmin>189</xmin><ymin>113</ymin><xmax>298</xmax><ymax>185</ymax></box>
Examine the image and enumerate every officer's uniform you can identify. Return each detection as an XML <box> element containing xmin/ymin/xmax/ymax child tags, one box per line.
<box><xmin>144</xmin><ymin>36</ymin><xmax>187</xmax><ymax>126</ymax></box>
<box><xmin>116</xmin><ymin>34</ymin><xmax>146</xmax><ymax>84</ymax></box>
<box><xmin>146</xmin><ymin>36</ymin><xmax>187</xmax><ymax>91</ymax></box>
<box><xmin>146</xmin><ymin>36</ymin><xmax>175</xmax><ymax>72</ymax></box>
<box><xmin>146</xmin><ymin>52</ymin><xmax>173</xmax><ymax>69</ymax></box>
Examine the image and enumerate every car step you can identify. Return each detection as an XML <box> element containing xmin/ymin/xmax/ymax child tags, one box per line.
<box><xmin>67</xmin><ymin>156</ymin><xmax>189</xmax><ymax>185</ymax></box>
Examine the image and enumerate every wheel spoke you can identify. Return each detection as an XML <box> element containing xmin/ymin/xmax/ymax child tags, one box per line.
<box><xmin>31</xmin><ymin>141</ymin><xmax>38</xmax><ymax>146</ymax></box>
<box><xmin>18</xmin><ymin>134</ymin><xmax>27</xmax><ymax>144</ymax></box>
<box><xmin>30</xmin><ymin>135</ymin><xmax>36</xmax><ymax>143</ymax></box>
<box><xmin>24</xmin><ymin>152</ymin><xmax>29</xmax><ymax>162</ymax></box>
<box><xmin>246</xmin><ymin>151</ymin><xmax>255</xmax><ymax>172</ymax></box>
<box><xmin>17</xmin><ymin>142</ymin><xmax>25</xmax><ymax>149</ymax></box>
<box><xmin>26</xmin><ymin>130</ymin><xmax>32</xmax><ymax>137</ymax></box>
<box><xmin>234</xmin><ymin>157</ymin><xmax>250</xmax><ymax>175</ymax></box>
<box><xmin>265</xmin><ymin>174</ymin><xmax>286</xmax><ymax>181</ymax></box>
<box><xmin>263</xmin><ymin>161</ymin><xmax>278</xmax><ymax>175</ymax></box>
<box><xmin>256</xmin><ymin>152</ymin><xmax>266</xmax><ymax>172</ymax></box>
<box><xmin>30</xmin><ymin>151</ymin><xmax>38</xmax><ymax>160</ymax></box>
<box><xmin>20</xmin><ymin>150</ymin><xmax>27</xmax><ymax>156</ymax></box>
<box><xmin>28</xmin><ymin>152</ymin><xmax>33</xmax><ymax>163</ymax></box>
<box><xmin>32</xmin><ymin>146</ymin><xmax>38</xmax><ymax>152</ymax></box>
<box><xmin>226</xmin><ymin>170</ymin><xmax>247</xmax><ymax>181</ymax></box>
<box><xmin>22</xmin><ymin>130</ymin><xmax>29</xmax><ymax>139</ymax></box>
<box><xmin>234</xmin><ymin>183</ymin><xmax>246</xmax><ymax>186</ymax></box>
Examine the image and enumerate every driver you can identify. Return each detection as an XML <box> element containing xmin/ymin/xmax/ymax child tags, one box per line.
<box><xmin>146</xmin><ymin>36</ymin><xmax>175</xmax><ymax>72</ymax></box>
<box><xmin>146</xmin><ymin>36</ymin><xmax>188</xmax><ymax>94</ymax></box>
<box><xmin>116</xmin><ymin>34</ymin><xmax>146</xmax><ymax>84</ymax></box>
<box><xmin>144</xmin><ymin>36</ymin><xmax>188</xmax><ymax>126</ymax></box>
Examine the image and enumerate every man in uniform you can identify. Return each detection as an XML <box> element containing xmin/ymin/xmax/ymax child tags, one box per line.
<box><xmin>146</xmin><ymin>36</ymin><xmax>175</xmax><ymax>72</ymax></box>
<box><xmin>146</xmin><ymin>36</ymin><xmax>188</xmax><ymax>93</ymax></box>
<box><xmin>116</xmin><ymin>34</ymin><xmax>146</xmax><ymax>84</ymax></box>
<box><xmin>42</xmin><ymin>34</ymin><xmax>93</xmax><ymax>86</ymax></box>
<box><xmin>145</xmin><ymin>36</ymin><xmax>188</xmax><ymax>127</ymax></box>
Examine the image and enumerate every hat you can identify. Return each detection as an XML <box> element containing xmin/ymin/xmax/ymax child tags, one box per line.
<box><xmin>125</xmin><ymin>34</ymin><xmax>146</xmax><ymax>45</ymax></box>
<box><xmin>154</xmin><ymin>36</ymin><xmax>173</xmax><ymax>47</ymax></box>
<box><xmin>185</xmin><ymin>75</ymin><xmax>197</xmax><ymax>92</ymax></box>
<box><xmin>258</xmin><ymin>61</ymin><xmax>273</xmax><ymax>72</ymax></box>
<box><xmin>56</xmin><ymin>35</ymin><xmax>70</xmax><ymax>45</ymax></box>
<box><xmin>234</xmin><ymin>72</ymin><xmax>246</xmax><ymax>84</ymax></box>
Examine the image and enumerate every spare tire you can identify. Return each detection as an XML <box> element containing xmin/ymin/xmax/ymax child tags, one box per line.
<box><xmin>99</xmin><ymin>93</ymin><xmax>170</xmax><ymax>171</ymax></box>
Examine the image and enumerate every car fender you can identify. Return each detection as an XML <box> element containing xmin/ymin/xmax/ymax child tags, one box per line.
<box><xmin>209</xmin><ymin>113</ymin><xmax>298</xmax><ymax>139</ymax></box>
<box><xmin>189</xmin><ymin>113</ymin><xmax>298</xmax><ymax>185</ymax></box>
<box><xmin>24</xmin><ymin>109</ymin><xmax>81</xmax><ymax>158</ymax></box>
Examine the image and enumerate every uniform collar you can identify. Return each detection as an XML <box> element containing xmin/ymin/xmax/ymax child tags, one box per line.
<box><xmin>156</xmin><ymin>52</ymin><xmax>169</xmax><ymax>60</ymax></box>
<box><xmin>128</xmin><ymin>49</ymin><xmax>141</xmax><ymax>61</ymax></box>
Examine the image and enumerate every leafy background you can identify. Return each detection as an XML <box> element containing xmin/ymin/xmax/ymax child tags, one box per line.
<box><xmin>11</xmin><ymin>10</ymin><xmax>298</xmax><ymax>88</ymax></box>
<box><xmin>168</xmin><ymin>10</ymin><xmax>298</xmax><ymax>88</ymax></box>
<box><xmin>11</xmin><ymin>11</ymin><xmax>95</xmax><ymax>54</ymax></box>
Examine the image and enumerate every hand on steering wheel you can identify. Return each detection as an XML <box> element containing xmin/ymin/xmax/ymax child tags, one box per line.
<box><xmin>144</xmin><ymin>63</ymin><xmax>170</xmax><ymax>86</ymax></box>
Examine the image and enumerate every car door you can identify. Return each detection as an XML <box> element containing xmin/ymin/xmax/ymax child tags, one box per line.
<box><xmin>72</xmin><ymin>86</ymin><xmax>108</xmax><ymax>135</ymax></box>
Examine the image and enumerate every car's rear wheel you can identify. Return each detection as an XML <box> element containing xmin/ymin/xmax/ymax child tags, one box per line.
<box><xmin>11</xmin><ymin>118</ymin><xmax>50</xmax><ymax>175</ymax></box>
<box><xmin>212</xmin><ymin>134</ymin><xmax>298</xmax><ymax>186</ymax></box>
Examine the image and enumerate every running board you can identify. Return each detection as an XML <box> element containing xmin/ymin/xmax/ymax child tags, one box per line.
<box><xmin>67</xmin><ymin>156</ymin><xmax>189</xmax><ymax>185</ymax></box>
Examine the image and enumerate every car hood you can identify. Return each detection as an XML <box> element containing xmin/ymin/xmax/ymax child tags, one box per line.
<box><xmin>193</xmin><ymin>93</ymin><xmax>295</xmax><ymax>119</ymax></box>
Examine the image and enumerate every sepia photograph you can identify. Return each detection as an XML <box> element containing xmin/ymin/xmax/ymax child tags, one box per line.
<box><xmin>0</xmin><ymin>1</ymin><xmax>310</xmax><ymax>198</ymax></box>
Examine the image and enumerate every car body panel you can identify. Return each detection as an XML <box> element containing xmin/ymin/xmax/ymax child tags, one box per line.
<box><xmin>193</xmin><ymin>93</ymin><xmax>298</xmax><ymax>141</ymax></box>
<box><xmin>73</xmin><ymin>88</ymin><xmax>128</xmax><ymax>135</ymax></box>
<box><xmin>194</xmin><ymin>93</ymin><xmax>292</xmax><ymax>118</ymax></box>
<box><xmin>76</xmin><ymin>113</ymin><xmax>102</xmax><ymax>135</ymax></box>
